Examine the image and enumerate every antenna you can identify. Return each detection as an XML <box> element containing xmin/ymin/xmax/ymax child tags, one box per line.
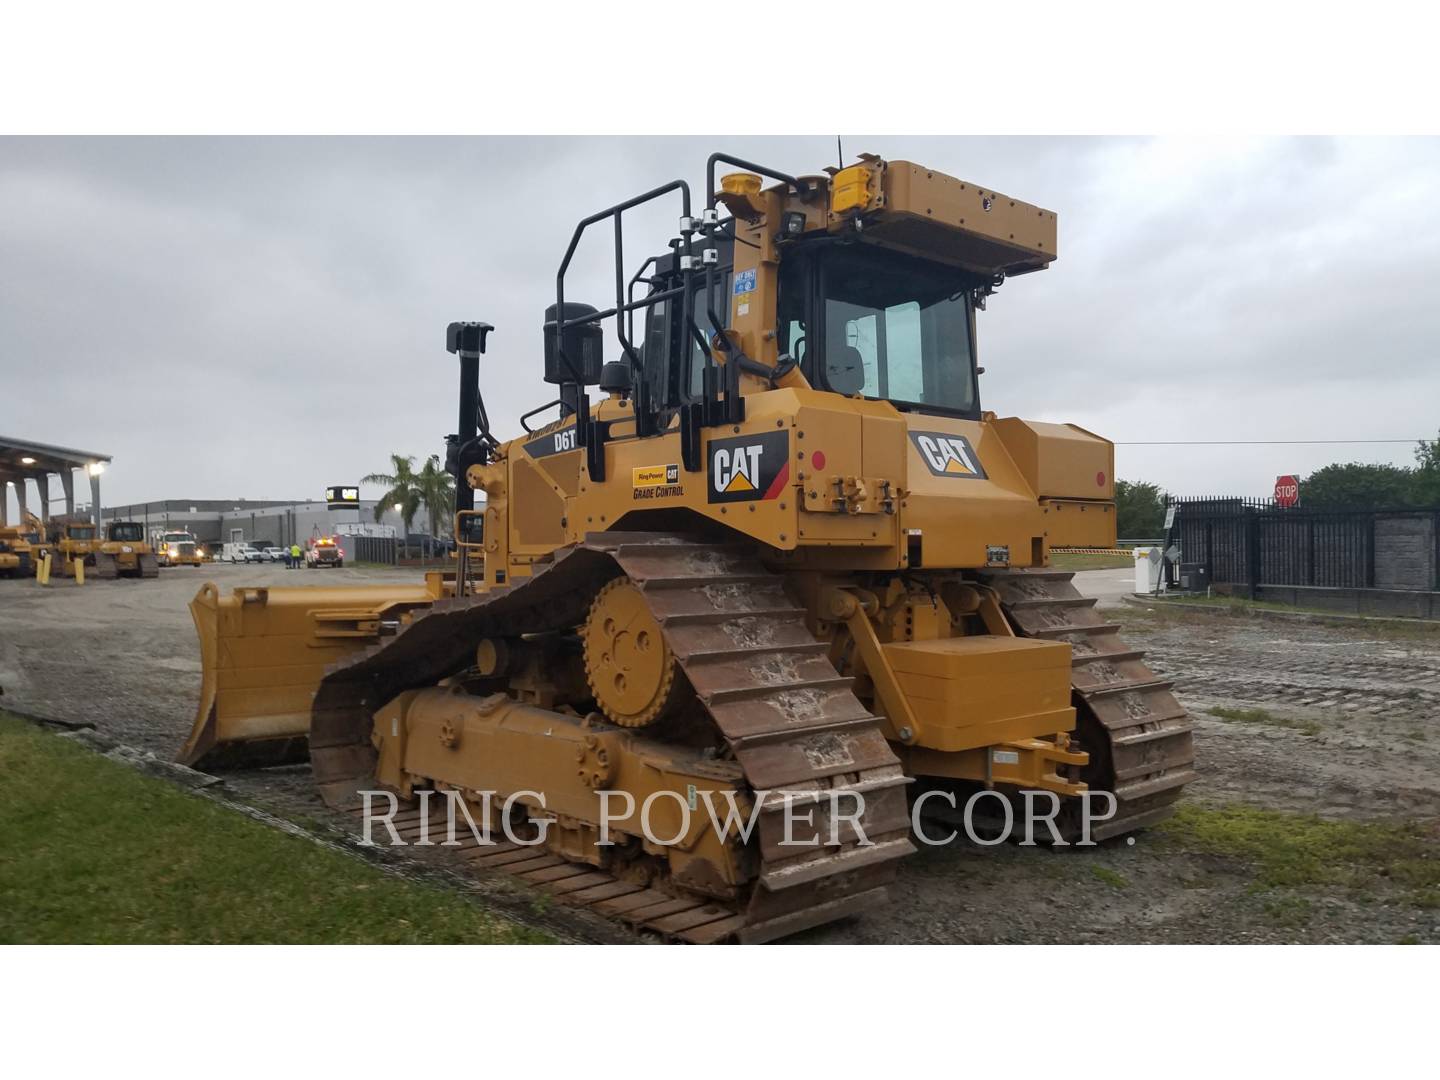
<box><xmin>837</xmin><ymin>135</ymin><xmax>844</xmax><ymax>169</ymax></box>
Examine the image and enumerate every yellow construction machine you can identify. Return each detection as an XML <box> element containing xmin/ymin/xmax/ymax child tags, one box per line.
<box><xmin>0</xmin><ymin>512</ymin><xmax>42</xmax><ymax>578</ymax></box>
<box><xmin>36</xmin><ymin>516</ymin><xmax>100</xmax><ymax>577</ymax></box>
<box><xmin>93</xmin><ymin>521</ymin><xmax>160</xmax><ymax>578</ymax></box>
<box><xmin>180</xmin><ymin>152</ymin><xmax>1195</xmax><ymax>942</ymax></box>
<box><xmin>41</xmin><ymin>516</ymin><xmax>159</xmax><ymax>578</ymax></box>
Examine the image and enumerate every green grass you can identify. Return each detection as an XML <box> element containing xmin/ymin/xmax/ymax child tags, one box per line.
<box><xmin>1050</xmin><ymin>552</ymin><xmax>1134</xmax><ymax>571</ymax></box>
<box><xmin>1260</xmin><ymin>894</ymin><xmax>1313</xmax><ymax>928</ymax></box>
<box><xmin>1090</xmin><ymin>866</ymin><xmax>1129</xmax><ymax>889</ymax></box>
<box><xmin>1207</xmin><ymin>705</ymin><xmax>1322</xmax><ymax>737</ymax></box>
<box><xmin>1159</xmin><ymin>803</ymin><xmax>1440</xmax><ymax>907</ymax></box>
<box><xmin>1154</xmin><ymin>593</ymin><xmax>1440</xmax><ymax>636</ymax></box>
<box><xmin>0</xmin><ymin>713</ymin><xmax>552</xmax><ymax>944</ymax></box>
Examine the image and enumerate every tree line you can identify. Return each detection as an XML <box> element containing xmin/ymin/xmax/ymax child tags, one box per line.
<box><xmin>1115</xmin><ymin>430</ymin><xmax>1440</xmax><ymax>536</ymax></box>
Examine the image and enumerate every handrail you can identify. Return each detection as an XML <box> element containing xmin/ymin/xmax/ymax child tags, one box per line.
<box><xmin>518</xmin><ymin>399</ymin><xmax>563</xmax><ymax>434</ymax></box>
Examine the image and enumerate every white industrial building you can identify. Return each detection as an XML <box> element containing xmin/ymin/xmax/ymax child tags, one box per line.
<box><xmin>98</xmin><ymin>498</ymin><xmax>420</xmax><ymax>550</ymax></box>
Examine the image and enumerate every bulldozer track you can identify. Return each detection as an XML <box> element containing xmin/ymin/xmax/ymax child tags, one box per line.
<box><xmin>309</xmin><ymin>532</ymin><xmax>913</xmax><ymax>943</ymax></box>
<box><xmin>979</xmin><ymin>569</ymin><xmax>1197</xmax><ymax>840</ymax></box>
<box><xmin>90</xmin><ymin>552</ymin><xmax>158</xmax><ymax>579</ymax></box>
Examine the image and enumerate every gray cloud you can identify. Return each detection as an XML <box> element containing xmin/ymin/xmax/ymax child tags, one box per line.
<box><xmin>2</xmin><ymin>136</ymin><xmax>1436</xmax><ymax>515</ymax></box>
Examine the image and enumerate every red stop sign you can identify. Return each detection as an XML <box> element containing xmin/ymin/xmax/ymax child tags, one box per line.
<box><xmin>1274</xmin><ymin>475</ymin><xmax>1300</xmax><ymax>507</ymax></box>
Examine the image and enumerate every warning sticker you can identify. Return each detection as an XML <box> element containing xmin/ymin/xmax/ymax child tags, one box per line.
<box><xmin>733</xmin><ymin>269</ymin><xmax>756</xmax><ymax>295</ymax></box>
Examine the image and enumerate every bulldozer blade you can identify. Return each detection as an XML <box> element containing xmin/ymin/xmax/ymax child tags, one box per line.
<box><xmin>178</xmin><ymin>579</ymin><xmax>439</xmax><ymax>771</ymax></box>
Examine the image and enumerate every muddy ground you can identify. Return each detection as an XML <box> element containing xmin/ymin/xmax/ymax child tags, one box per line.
<box><xmin>3</xmin><ymin>563</ymin><xmax>1438</xmax><ymax>944</ymax></box>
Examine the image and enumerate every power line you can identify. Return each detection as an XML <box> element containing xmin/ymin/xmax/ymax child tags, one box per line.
<box><xmin>1116</xmin><ymin>439</ymin><xmax>1425</xmax><ymax>446</ymax></box>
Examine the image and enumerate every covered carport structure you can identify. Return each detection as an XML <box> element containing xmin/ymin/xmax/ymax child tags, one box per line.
<box><xmin>0</xmin><ymin>436</ymin><xmax>112</xmax><ymax>528</ymax></box>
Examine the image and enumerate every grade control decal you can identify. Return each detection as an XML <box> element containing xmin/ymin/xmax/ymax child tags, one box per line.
<box><xmin>632</xmin><ymin>463</ymin><xmax>683</xmax><ymax>501</ymax></box>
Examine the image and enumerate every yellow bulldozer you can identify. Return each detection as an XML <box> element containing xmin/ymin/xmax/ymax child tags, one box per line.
<box><xmin>41</xmin><ymin>516</ymin><xmax>159</xmax><ymax>579</ymax></box>
<box><xmin>0</xmin><ymin>512</ymin><xmax>43</xmax><ymax>578</ymax></box>
<box><xmin>180</xmin><ymin>152</ymin><xmax>1195</xmax><ymax>943</ymax></box>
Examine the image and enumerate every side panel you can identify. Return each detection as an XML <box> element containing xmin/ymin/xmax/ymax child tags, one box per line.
<box><xmin>900</xmin><ymin>417</ymin><xmax>1047</xmax><ymax>569</ymax></box>
<box><xmin>991</xmin><ymin>417</ymin><xmax>1117</xmax><ymax>549</ymax></box>
<box><xmin>491</xmin><ymin>389</ymin><xmax>1112</xmax><ymax>572</ymax></box>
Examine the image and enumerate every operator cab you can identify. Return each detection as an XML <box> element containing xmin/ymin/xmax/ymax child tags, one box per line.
<box><xmin>641</xmin><ymin>235</ymin><xmax>982</xmax><ymax>420</ymax></box>
<box><xmin>779</xmin><ymin>244</ymin><xmax>981</xmax><ymax>420</ymax></box>
<box><xmin>509</xmin><ymin>152</ymin><xmax>1045</xmax><ymax>486</ymax></box>
<box><xmin>107</xmin><ymin>522</ymin><xmax>144</xmax><ymax>543</ymax></box>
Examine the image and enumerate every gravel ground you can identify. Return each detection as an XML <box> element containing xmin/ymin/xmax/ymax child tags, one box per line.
<box><xmin>3</xmin><ymin>565</ymin><xmax>1438</xmax><ymax>944</ymax></box>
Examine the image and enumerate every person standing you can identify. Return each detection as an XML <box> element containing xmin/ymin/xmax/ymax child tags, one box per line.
<box><xmin>290</xmin><ymin>542</ymin><xmax>302</xmax><ymax>569</ymax></box>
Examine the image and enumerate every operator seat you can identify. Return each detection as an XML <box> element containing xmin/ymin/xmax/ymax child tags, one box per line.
<box><xmin>827</xmin><ymin>345</ymin><xmax>866</xmax><ymax>396</ymax></box>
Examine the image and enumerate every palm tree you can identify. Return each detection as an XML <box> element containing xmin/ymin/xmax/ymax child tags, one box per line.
<box><xmin>416</xmin><ymin>455</ymin><xmax>455</xmax><ymax>555</ymax></box>
<box><xmin>363</xmin><ymin>454</ymin><xmax>423</xmax><ymax>541</ymax></box>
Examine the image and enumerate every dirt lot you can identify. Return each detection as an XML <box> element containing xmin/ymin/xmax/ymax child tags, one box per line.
<box><xmin>3</xmin><ymin>564</ymin><xmax>1439</xmax><ymax>944</ymax></box>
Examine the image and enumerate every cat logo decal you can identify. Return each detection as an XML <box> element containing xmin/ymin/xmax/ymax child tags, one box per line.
<box><xmin>707</xmin><ymin>430</ymin><xmax>789</xmax><ymax>503</ymax></box>
<box><xmin>911</xmin><ymin>432</ymin><xmax>987</xmax><ymax>480</ymax></box>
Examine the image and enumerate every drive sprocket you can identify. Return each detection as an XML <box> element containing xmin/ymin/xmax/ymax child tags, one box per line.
<box><xmin>581</xmin><ymin>575</ymin><xmax>685</xmax><ymax>727</ymax></box>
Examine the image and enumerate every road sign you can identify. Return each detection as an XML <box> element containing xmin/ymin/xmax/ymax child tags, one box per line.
<box><xmin>1274</xmin><ymin>475</ymin><xmax>1300</xmax><ymax>507</ymax></box>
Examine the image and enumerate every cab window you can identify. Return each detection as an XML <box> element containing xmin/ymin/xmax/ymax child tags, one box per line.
<box><xmin>783</xmin><ymin>244</ymin><xmax>979</xmax><ymax>417</ymax></box>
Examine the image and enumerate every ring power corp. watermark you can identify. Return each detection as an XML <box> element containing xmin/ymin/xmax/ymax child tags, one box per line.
<box><xmin>358</xmin><ymin>787</ymin><xmax>1120</xmax><ymax>849</ymax></box>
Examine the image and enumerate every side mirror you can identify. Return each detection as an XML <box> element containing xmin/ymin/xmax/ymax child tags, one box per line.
<box><xmin>543</xmin><ymin>303</ymin><xmax>604</xmax><ymax>386</ymax></box>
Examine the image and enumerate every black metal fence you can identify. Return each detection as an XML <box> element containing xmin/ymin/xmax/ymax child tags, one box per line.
<box><xmin>347</xmin><ymin>535</ymin><xmax>454</xmax><ymax>567</ymax></box>
<box><xmin>350</xmin><ymin>535</ymin><xmax>398</xmax><ymax>565</ymax></box>
<box><xmin>1168</xmin><ymin>496</ymin><xmax>1440</xmax><ymax>593</ymax></box>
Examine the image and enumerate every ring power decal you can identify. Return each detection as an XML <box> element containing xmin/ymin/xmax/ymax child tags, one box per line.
<box><xmin>632</xmin><ymin>463</ymin><xmax>683</xmax><ymax>500</ymax></box>
<box><xmin>707</xmin><ymin>430</ymin><xmax>789</xmax><ymax>503</ymax></box>
<box><xmin>523</xmin><ymin>424</ymin><xmax>578</xmax><ymax>459</ymax></box>
<box><xmin>910</xmin><ymin>431</ymin><xmax>987</xmax><ymax>479</ymax></box>
<box><xmin>633</xmin><ymin>464</ymin><xmax>680</xmax><ymax>487</ymax></box>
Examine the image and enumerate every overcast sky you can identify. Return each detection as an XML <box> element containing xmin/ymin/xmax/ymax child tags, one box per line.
<box><xmin>2</xmin><ymin>136</ymin><xmax>1437</xmax><ymax>517</ymax></box>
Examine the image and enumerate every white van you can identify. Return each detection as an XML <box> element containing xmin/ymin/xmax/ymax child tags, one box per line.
<box><xmin>221</xmin><ymin>542</ymin><xmax>263</xmax><ymax>563</ymax></box>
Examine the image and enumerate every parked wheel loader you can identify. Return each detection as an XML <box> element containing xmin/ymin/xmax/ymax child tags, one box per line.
<box><xmin>180</xmin><ymin>151</ymin><xmax>1195</xmax><ymax>942</ymax></box>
